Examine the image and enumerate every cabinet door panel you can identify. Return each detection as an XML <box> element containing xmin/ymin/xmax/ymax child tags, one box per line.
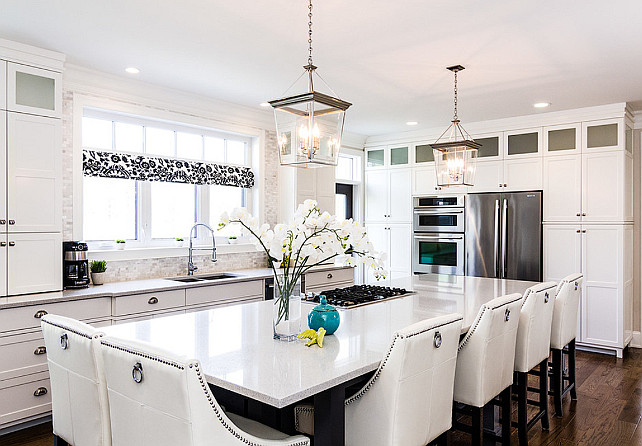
<box><xmin>583</xmin><ymin>285</ymin><xmax>619</xmax><ymax>346</ymax></box>
<box><xmin>7</xmin><ymin>113</ymin><xmax>61</xmax><ymax>232</ymax></box>
<box><xmin>543</xmin><ymin>225</ymin><xmax>581</xmax><ymax>282</ymax></box>
<box><xmin>468</xmin><ymin>160</ymin><xmax>503</xmax><ymax>192</ymax></box>
<box><xmin>543</xmin><ymin>155</ymin><xmax>582</xmax><ymax>222</ymax></box>
<box><xmin>582</xmin><ymin>151</ymin><xmax>623</xmax><ymax>221</ymax></box>
<box><xmin>6</xmin><ymin>63</ymin><xmax>62</xmax><ymax>118</ymax></box>
<box><xmin>388</xmin><ymin>225</ymin><xmax>411</xmax><ymax>275</ymax></box>
<box><xmin>365</xmin><ymin>170</ymin><xmax>388</xmax><ymax>222</ymax></box>
<box><xmin>8</xmin><ymin>232</ymin><xmax>62</xmax><ymax>295</ymax></box>
<box><xmin>0</xmin><ymin>234</ymin><xmax>5</xmax><ymax>297</ymax></box>
<box><xmin>0</xmin><ymin>111</ymin><xmax>6</xmax><ymax>232</ymax></box>
<box><xmin>503</xmin><ymin>157</ymin><xmax>542</xmax><ymax>191</ymax></box>
<box><xmin>388</xmin><ymin>169</ymin><xmax>411</xmax><ymax>222</ymax></box>
<box><xmin>365</xmin><ymin>224</ymin><xmax>388</xmax><ymax>281</ymax></box>
<box><xmin>412</xmin><ymin>166</ymin><xmax>437</xmax><ymax>195</ymax></box>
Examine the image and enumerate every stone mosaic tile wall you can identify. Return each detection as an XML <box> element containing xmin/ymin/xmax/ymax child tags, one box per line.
<box><xmin>62</xmin><ymin>89</ymin><xmax>276</xmax><ymax>282</ymax></box>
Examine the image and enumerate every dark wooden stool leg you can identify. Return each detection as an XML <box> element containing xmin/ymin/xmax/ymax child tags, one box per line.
<box><xmin>569</xmin><ymin>339</ymin><xmax>577</xmax><ymax>400</ymax></box>
<box><xmin>501</xmin><ymin>386</ymin><xmax>512</xmax><ymax>445</ymax></box>
<box><xmin>552</xmin><ymin>348</ymin><xmax>563</xmax><ymax>417</ymax></box>
<box><xmin>54</xmin><ymin>435</ymin><xmax>69</xmax><ymax>446</ymax></box>
<box><xmin>472</xmin><ymin>405</ymin><xmax>483</xmax><ymax>446</ymax></box>
<box><xmin>433</xmin><ymin>431</ymin><xmax>449</xmax><ymax>446</ymax></box>
<box><xmin>539</xmin><ymin>358</ymin><xmax>550</xmax><ymax>431</ymax></box>
<box><xmin>516</xmin><ymin>372</ymin><xmax>528</xmax><ymax>445</ymax></box>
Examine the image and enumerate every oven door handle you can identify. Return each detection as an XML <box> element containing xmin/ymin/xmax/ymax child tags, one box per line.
<box><xmin>413</xmin><ymin>209</ymin><xmax>464</xmax><ymax>215</ymax></box>
<box><xmin>414</xmin><ymin>235</ymin><xmax>464</xmax><ymax>241</ymax></box>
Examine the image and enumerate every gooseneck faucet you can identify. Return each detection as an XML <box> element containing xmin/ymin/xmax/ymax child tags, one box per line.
<box><xmin>188</xmin><ymin>223</ymin><xmax>217</xmax><ymax>275</ymax></box>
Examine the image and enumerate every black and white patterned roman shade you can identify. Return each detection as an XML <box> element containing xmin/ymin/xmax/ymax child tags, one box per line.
<box><xmin>82</xmin><ymin>149</ymin><xmax>254</xmax><ymax>188</ymax></box>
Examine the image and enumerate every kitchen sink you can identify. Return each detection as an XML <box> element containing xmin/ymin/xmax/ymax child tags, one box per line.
<box><xmin>166</xmin><ymin>273</ymin><xmax>239</xmax><ymax>283</ymax></box>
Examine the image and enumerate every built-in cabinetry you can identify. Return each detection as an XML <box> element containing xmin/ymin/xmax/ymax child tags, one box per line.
<box><xmin>0</xmin><ymin>41</ymin><xmax>64</xmax><ymax>296</ymax></box>
<box><xmin>279</xmin><ymin>165</ymin><xmax>336</xmax><ymax>222</ymax></box>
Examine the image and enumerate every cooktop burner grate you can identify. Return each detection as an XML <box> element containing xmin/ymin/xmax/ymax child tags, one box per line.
<box><xmin>305</xmin><ymin>284</ymin><xmax>413</xmax><ymax>308</ymax></box>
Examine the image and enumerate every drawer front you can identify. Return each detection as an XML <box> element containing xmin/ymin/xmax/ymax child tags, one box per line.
<box><xmin>185</xmin><ymin>280</ymin><xmax>263</xmax><ymax>306</ymax></box>
<box><xmin>0</xmin><ymin>298</ymin><xmax>111</xmax><ymax>334</ymax></box>
<box><xmin>0</xmin><ymin>374</ymin><xmax>51</xmax><ymax>427</ymax></box>
<box><xmin>305</xmin><ymin>281</ymin><xmax>354</xmax><ymax>296</ymax></box>
<box><xmin>112</xmin><ymin>289</ymin><xmax>185</xmax><ymax>317</ymax></box>
<box><xmin>304</xmin><ymin>268</ymin><xmax>354</xmax><ymax>290</ymax></box>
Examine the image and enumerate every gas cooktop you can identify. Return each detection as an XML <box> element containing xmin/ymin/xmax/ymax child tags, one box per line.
<box><xmin>305</xmin><ymin>284</ymin><xmax>414</xmax><ymax>309</ymax></box>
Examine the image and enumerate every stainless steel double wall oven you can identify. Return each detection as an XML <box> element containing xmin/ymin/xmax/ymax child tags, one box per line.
<box><xmin>412</xmin><ymin>195</ymin><xmax>465</xmax><ymax>275</ymax></box>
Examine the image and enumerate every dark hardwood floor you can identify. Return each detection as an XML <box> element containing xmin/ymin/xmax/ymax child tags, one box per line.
<box><xmin>3</xmin><ymin>349</ymin><xmax>642</xmax><ymax>446</ymax></box>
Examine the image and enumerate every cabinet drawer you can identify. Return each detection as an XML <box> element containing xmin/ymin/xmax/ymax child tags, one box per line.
<box><xmin>112</xmin><ymin>289</ymin><xmax>185</xmax><ymax>317</ymax></box>
<box><xmin>305</xmin><ymin>281</ymin><xmax>354</xmax><ymax>296</ymax></box>
<box><xmin>186</xmin><ymin>280</ymin><xmax>263</xmax><ymax>306</ymax></box>
<box><xmin>304</xmin><ymin>268</ymin><xmax>354</xmax><ymax>290</ymax></box>
<box><xmin>0</xmin><ymin>298</ymin><xmax>111</xmax><ymax>334</ymax></box>
<box><xmin>0</xmin><ymin>373</ymin><xmax>51</xmax><ymax>427</ymax></box>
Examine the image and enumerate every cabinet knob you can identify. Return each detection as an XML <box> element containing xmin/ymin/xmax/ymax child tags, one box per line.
<box><xmin>34</xmin><ymin>310</ymin><xmax>48</xmax><ymax>319</ymax></box>
<box><xmin>0</xmin><ymin>242</ymin><xmax>5</xmax><ymax>247</ymax></box>
<box><xmin>576</xmin><ymin>213</ymin><xmax>581</xmax><ymax>217</ymax></box>
<box><xmin>576</xmin><ymin>229</ymin><xmax>581</xmax><ymax>233</ymax></box>
<box><xmin>33</xmin><ymin>387</ymin><xmax>48</xmax><ymax>397</ymax></box>
<box><xmin>327</xmin><ymin>273</ymin><xmax>333</xmax><ymax>279</ymax></box>
<box><xmin>8</xmin><ymin>241</ymin><xmax>15</xmax><ymax>247</ymax></box>
<box><xmin>34</xmin><ymin>346</ymin><xmax>47</xmax><ymax>355</ymax></box>
<box><xmin>582</xmin><ymin>213</ymin><xmax>586</xmax><ymax>216</ymax></box>
<box><xmin>499</xmin><ymin>184</ymin><xmax>502</xmax><ymax>187</ymax></box>
<box><xmin>503</xmin><ymin>183</ymin><xmax>508</xmax><ymax>187</ymax></box>
<box><xmin>8</xmin><ymin>220</ymin><xmax>15</xmax><ymax>225</ymax></box>
<box><xmin>582</xmin><ymin>229</ymin><xmax>587</xmax><ymax>233</ymax></box>
<box><xmin>148</xmin><ymin>297</ymin><xmax>159</xmax><ymax>305</ymax></box>
<box><xmin>0</xmin><ymin>219</ymin><xmax>5</xmax><ymax>225</ymax></box>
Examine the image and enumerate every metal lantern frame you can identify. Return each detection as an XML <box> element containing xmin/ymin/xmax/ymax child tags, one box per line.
<box><xmin>431</xmin><ymin>65</ymin><xmax>479</xmax><ymax>187</ymax></box>
<box><xmin>269</xmin><ymin>0</ymin><xmax>351</xmax><ymax>168</ymax></box>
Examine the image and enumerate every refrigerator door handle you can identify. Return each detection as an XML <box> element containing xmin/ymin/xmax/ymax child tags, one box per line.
<box><xmin>501</xmin><ymin>198</ymin><xmax>508</xmax><ymax>278</ymax></box>
<box><xmin>494</xmin><ymin>199</ymin><xmax>500</xmax><ymax>277</ymax></box>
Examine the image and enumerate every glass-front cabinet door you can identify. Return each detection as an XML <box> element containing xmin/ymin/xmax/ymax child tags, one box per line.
<box><xmin>365</xmin><ymin>146</ymin><xmax>386</xmax><ymax>168</ymax></box>
<box><xmin>414</xmin><ymin>143</ymin><xmax>435</xmax><ymax>164</ymax></box>
<box><xmin>6</xmin><ymin>62</ymin><xmax>62</xmax><ymax>118</ymax></box>
<box><xmin>470</xmin><ymin>133</ymin><xmax>502</xmax><ymax>160</ymax></box>
<box><xmin>389</xmin><ymin>145</ymin><xmax>409</xmax><ymax>167</ymax></box>
<box><xmin>504</xmin><ymin>128</ymin><xmax>542</xmax><ymax>157</ymax></box>
<box><xmin>544</xmin><ymin>123</ymin><xmax>581</xmax><ymax>155</ymax></box>
<box><xmin>582</xmin><ymin>118</ymin><xmax>622</xmax><ymax>152</ymax></box>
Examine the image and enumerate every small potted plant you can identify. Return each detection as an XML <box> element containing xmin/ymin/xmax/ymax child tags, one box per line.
<box><xmin>175</xmin><ymin>237</ymin><xmax>185</xmax><ymax>247</ymax></box>
<box><xmin>228</xmin><ymin>235</ymin><xmax>239</xmax><ymax>245</ymax></box>
<box><xmin>116</xmin><ymin>240</ymin><xmax>126</xmax><ymax>250</ymax></box>
<box><xmin>90</xmin><ymin>260</ymin><xmax>107</xmax><ymax>286</ymax></box>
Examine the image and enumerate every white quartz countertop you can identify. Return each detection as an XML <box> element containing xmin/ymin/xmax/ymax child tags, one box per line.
<box><xmin>0</xmin><ymin>265</ymin><xmax>351</xmax><ymax>310</ymax></box>
<box><xmin>102</xmin><ymin>274</ymin><xmax>536</xmax><ymax>408</ymax></box>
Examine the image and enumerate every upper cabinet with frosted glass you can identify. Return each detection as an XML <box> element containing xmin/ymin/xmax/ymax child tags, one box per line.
<box><xmin>365</xmin><ymin>145</ymin><xmax>410</xmax><ymax>169</ymax></box>
<box><xmin>582</xmin><ymin>118</ymin><xmax>626</xmax><ymax>153</ymax></box>
<box><xmin>6</xmin><ymin>62</ymin><xmax>62</xmax><ymax>118</ymax></box>
<box><xmin>543</xmin><ymin>123</ymin><xmax>581</xmax><ymax>156</ymax></box>
<box><xmin>504</xmin><ymin>127</ymin><xmax>542</xmax><ymax>158</ymax></box>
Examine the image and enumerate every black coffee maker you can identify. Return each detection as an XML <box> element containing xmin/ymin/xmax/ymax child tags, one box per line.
<box><xmin>63</xmin><ymin>241</ymin><xmax>90</xmax><ymax>289</ymax></box>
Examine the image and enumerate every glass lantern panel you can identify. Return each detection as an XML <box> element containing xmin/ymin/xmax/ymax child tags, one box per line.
<box><xmin>548</xmin><ymin>128</ymin><xmax>576</xmax><ymax>152</ymax></box>
<box><xmin>475</xmin><ymin>137</ymin><xmax>499</xmax><ymax>158</ymax></box>
<box><xmin>415</xmin><ymin>144</ymin><xmax>435</xmax><ymax>163</ymax></box>
<box><xmin>433</xmin><ymin>147</ymin><xmax>478</xmax><ymax>186</ymax></box>
<box><xmin>587</xmin><ymin>124</ymin><xmax>617</xmax><ymax>148</ymax></box>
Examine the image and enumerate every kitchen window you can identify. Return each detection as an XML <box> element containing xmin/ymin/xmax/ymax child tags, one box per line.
<box><xmin>81</xmin><ymin>110</ymin><xmax>251</xmax><ymax>247</ymax></box>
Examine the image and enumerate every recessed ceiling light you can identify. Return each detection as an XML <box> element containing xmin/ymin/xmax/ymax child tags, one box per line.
<box><xmin>533</xmin><ymin>102</ymin><xmax>550</xmax><ymax>108</ymax></box>
<box><xmin>406</xmin><ymin>121</ymin><xmax>418</xmax><ymax>126</ymax></box>
<box><xmin>259</xmin><ymin>102</ymin><xmax>270</xmax><ymax>107</ymax></box>
<box><xmin>125</xmin><ymin>67</ymin><xmax>140</xmax><ymax>74</ymax></box>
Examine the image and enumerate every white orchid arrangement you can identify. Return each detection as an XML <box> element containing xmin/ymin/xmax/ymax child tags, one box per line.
<box><xmin>219</xmin><ymin>200</ymin><xmax>386</xmax><ymax>325</ymax></box>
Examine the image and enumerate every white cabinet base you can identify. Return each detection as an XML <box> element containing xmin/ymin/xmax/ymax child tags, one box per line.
<box><xmin>7</xmin><ymin>233</ymin><xmax>62</xmax><ymax>295</ymax></box>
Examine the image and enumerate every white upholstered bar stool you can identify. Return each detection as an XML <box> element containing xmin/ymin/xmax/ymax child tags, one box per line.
<box><xmin>512</xmin><ymin>282</ymin><xmax>558</xmax><ymax>446</ymax></box>
<box><xmin>452</xmin><ymin>293</ymin><xmax>523</xmax><ymax>445</ymax></box>
<box><xmin>99</xmin><ymin>335</ymin><xmax>310</xmax><ymax>446</ymax></box>
<box><xmin>549</xmin><ymin>273</ymin><xmax>583</xmax><ymax>417</ymax></box>
<box><xmin>293</xmin><ymin>313</ymin><xmax>463</xmax><ymax>446</ymax></box>
<box><xmin>41</xmin><ymin>315</ymin><xmax>111</xmax><ymax>446</ymax></box>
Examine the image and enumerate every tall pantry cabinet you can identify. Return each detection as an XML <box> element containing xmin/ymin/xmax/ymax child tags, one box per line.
<box><xmin>0</xmin><ymin>40</ymin><xmax>64</xmax><ymax>296</ymax></box>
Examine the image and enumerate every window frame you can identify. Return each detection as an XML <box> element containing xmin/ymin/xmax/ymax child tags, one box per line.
<box><xmin>80</xmin><ymin>108</ymin><xmax>253</xmax><ymax>250</ymax></box>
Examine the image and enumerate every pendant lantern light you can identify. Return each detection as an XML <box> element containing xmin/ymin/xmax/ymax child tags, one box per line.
<box><xmin>269</xmin><ymin>0</ymin><xmax>351</xmax><ymax>168</ymax></box>
<box><xmin>431</xmin><ymin>65</ymin><xmax>479</xmax><ymax>186</ymax></box>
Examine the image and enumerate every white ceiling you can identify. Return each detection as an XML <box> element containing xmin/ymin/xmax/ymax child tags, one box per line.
<box><xmin>1</xmin><ymin>0</ymin><xmax>641</xmax><ymax>136</ymax></box>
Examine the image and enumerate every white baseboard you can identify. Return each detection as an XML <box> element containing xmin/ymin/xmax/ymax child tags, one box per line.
<box><xmin>632</xmin><ymin>331</ymin><xmax>642</xmax><ymax>348</ymax></box>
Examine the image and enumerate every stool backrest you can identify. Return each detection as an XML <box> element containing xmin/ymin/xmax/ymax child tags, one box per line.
<box><xmin>550</xmin><ymin>273</ymin><xmax>584</xmax><ymax>349</ymax></box>
<box><xmin>41</xmin><ymin>315</ymin><xmax>110</xmax><ymax>446</ymax></box>
<box><xmin>345</xmin><ymin>313</ymin><xmax>463</xmax><ymax>446</ymax></box>
<box><xmin>514</xmin><ymin>282</ymin><xmax>558</xmax><ymax>372</ymax></box>
<box><xmin>454</xmin><ymin>293</ymin><xmax>523</xmax><ymax>408</ymax></box>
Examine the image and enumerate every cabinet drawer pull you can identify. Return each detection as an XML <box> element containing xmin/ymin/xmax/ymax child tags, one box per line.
<box><xmin>34</xmin><ymin>310</ymin><xmax>48</xmax><ymax>319</ymax></box>
<box><xmin>148</xmin><ymin>297</ymin><xmax>159</xmax><ymax>305</ymax></box>
<box><xmin>327</xmin><ymin>273</ymin><xmax>333</xmax><ymax>279</ymax></box>
<box><xmin>8</xmin><ymin>241</ymin><xmax>15</xmax><ymax>247</ymax></box>
<box><xmin>8</xmin><ymin>220</ymin><xmax>15</xmax><ymax>225</ymax></box>
<box><xmin>34</xmin><ymin>346</ymin><xmax>47</xmax><ymax>355</ymax></box>
<box><xmin>33</xmin><ymin>387</ymin><xmax>48</xmax><ymax>397</ymax></box>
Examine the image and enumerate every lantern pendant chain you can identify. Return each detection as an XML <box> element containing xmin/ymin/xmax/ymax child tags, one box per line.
<box><xmin>453</xmin><ymin>70</ymin><xmax>458</xmax><ymax>122</ymax></box>
<box><xmin>308</xmin><ymin>0</ymin><xmax>314</xmax><ymax>66</ymax></box>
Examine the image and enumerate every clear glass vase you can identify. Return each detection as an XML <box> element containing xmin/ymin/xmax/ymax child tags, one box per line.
<box><xmin>272</xmin><ymin>270</ymin><xmax>302</xmax><ymax>341</ymax></box>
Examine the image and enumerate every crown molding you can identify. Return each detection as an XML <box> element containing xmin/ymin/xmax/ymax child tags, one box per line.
<box><xmin>0</xmin><ymin>38</ymin><xmax>65</xmax><ymax>71</ymax></box>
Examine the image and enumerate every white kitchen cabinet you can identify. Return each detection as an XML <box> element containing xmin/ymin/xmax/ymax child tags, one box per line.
<box><xmin>365</xmin><ymin>168</ymin><xmax>411</xmax><ymax>223</ymax></box>
<box><xmin>366</xmin><ymin>146</ymin><xmax>386</xmax><ymax>168</ymax></box>
<box><xmin>0</xmin><ymin>112</ymin><xmax>5</xmax><ymax>231</ymax></box>
<box><xmin>279</xmin><ymin>165</ymin><xmax>335</xmax><ymax>222</ymax></box>
<box><xmin>503</xmin><ymin>157</ymin><xmax>542</xmax><ymax>191</ymax></box>
<box><xmin>582</xmin><ymin>118</ymin><xmax>623</xmax><ymax>152</ymax></box>
<box><xmin>412</xmin><ymin>166</ymin><xmax>437</xmax><ymax>195</ymax></box>
<box><xmin>581</xmin><ymin>151</ymin><xmax>627</xmax><ymax>222</ymax></box>
<box><xmin>543</xmin><ymin>154</ymin><xmax>582</xmax><ymax>222</ymax></box>
<box><xmin>0</xmin><ymin>234</ymin><xmax>5</xmax><ymax>298</ymax></box>
<box><xmin>7</xmin><ymin>232</ymin><xmax>62</xmax><ymax>295</ymax></box>
<box><xmin>467</xmin><ymin>160</ymin><xmax>503</xmax><ymax>193</ymax></box>
<box><xmin>543</xmin><ymin>123</ymin><xmax>581</xmax><ymax>156</ymax></box>
<box><xmin>543</xmin><ymin>224</ymin><xmax>632</xmax><ymax>357</ymax></box>
<box><xmin>504</xmin><ymin>128</ymin><xmax>542</xmax><ymax>158</ymax></box>
<box><xmin>6</xmin><ymin>63</ymin><xmax>62</xmax><ymax>118</ymax></box>
<box><xmin>0</xmin><ymin>60</ymin><xmax>6</xmax><ymax>111</ymax></box>
<box><xmin>365</xmin><ymin>223</ymin><xmax>411</xmax><ymax>281</ymax></box>
<box><xmin>7</xmin><ymin>112</ymin><xmax>62</xmax><ymax>233</ymax></box>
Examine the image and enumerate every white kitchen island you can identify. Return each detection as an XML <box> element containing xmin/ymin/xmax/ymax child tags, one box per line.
<box><xmin>102</xmin><ymin>274</ymin><xmax>537</xmax><ymax>446</ymax></box>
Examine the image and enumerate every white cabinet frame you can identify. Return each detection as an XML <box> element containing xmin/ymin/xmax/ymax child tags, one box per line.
<box><xmin>6</xmin><ymin>63</ymin><xmax>62</xmax><ymax>118</ymax></box>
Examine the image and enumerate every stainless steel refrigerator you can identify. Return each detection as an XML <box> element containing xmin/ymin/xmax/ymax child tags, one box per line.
<box><xmin>465</xmin><ymin>191</ymin><xmax>542</xmax><ymax>281</ymax></box>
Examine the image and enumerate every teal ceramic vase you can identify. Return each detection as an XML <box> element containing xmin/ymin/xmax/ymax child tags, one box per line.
<box><xmin>308</xmin><ymin>295</ymin><xmax>340</xmax><ymax>335</ymax></box>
